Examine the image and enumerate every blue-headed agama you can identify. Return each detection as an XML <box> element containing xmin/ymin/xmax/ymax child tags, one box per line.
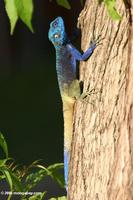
<box><xmin>48</xmin><ymin>16</ymin><xmax>99</xmax><ymax>190</ymax></box>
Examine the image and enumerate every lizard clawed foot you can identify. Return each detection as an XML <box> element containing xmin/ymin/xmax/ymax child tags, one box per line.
<box><xmin>90</xmin><ymin>34</ymin><xmax>105</xmax><ymax>48</ymax></box>
<box><xmin>79</xmin><ymin>88</ymin><xmax>100</xmax><ymax>105</ymax></box>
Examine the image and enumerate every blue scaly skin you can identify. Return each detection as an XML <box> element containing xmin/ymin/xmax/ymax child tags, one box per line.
<box><xmin>48</xmin><ymin>16</ymin><xmax>97</xmax><ymax>190</ymax></box>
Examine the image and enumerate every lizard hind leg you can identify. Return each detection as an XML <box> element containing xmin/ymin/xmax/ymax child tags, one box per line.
<box><xmin>68</xmin><ymin>79</ymin><xmax>81</xmax><ymax>99</ymax></box>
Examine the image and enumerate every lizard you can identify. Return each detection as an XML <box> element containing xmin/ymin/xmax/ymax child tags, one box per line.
<box><xmin>48</xmin><ymin>16</ymin><xmax>98</xmax><ymax>190</ymax></box>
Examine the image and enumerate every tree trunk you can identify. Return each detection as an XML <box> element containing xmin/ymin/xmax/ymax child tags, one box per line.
<box><xmin>68</xmin><ymin>0</ymin><xmax>133</xmax><ymax>199</ymax></box>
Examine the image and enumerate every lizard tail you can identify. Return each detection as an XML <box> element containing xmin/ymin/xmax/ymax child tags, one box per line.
<box><xmin>62</xmin><ymin>95</ymin><xmax>75</xmax><ymax>189</ymax></box>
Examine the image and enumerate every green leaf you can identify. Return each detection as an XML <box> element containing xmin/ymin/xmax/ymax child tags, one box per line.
<box><xmin>25</xmin><ymin>168</ymin><xmax>49</xmax><ymax>191</ymax></box>
<box><xmin>48</xmin><ymin>163</ymin><xmax>65</xmax><ymax>188</ymax></box>
<box><xmin>6</xmin><ymin>171</ymin><xmax>12</xmax><ymax>200</ymax></box>
<box><xmin>104</xmin><ymin>0</ymin><xmax>121</xmax><ymax>20</ymax></box>
<box><xmin>29</xmin><ymin>192</ymin><xmax>46</xmax><ymax>200</ymax></box>
<box><xmin>49</xmin><ymin>170</ymin><xmax>65</xmax><ymax>188</ymax></box>
<box><xmin>80</xmin><ymin>0</ymin><xmax>84</xmax><ymax>6</ymax></box>
<box><xmin>0</xmin><ymin>168</ymin><xmax>13</xmax><ymax>190</ymax></box>
<box><xmin>57</xmin><ymin>197</ymin><xmax>67</xmax><ymax>200</ymax></box>
<box><xmin>4</xmin><ymin>170</ymin><xmax>13</xmax><ymax>190</ymax></box>
<box><xmin>10</xmin><ymin>173</ymin><xmax>23</xmax><ymax>192</ymax></box>
<box><xmin>25</xmin><ymin>163</ymin><xmax>64</xmax><ymax>191</ymax></box>
<box><xmin>4</xmin><ymin>0</ymin><xmax>18</xmax><ymax>34</ymax></box>
<box><xmin>0</xmin><ymin>166</ymin><xmax>23</xmax><ymax>192</ymax></box>
<box><xmin>47</xmin><ymin>163</ymin><xmax>64</xmax><ymax>171</ymax></box>
<box><xmin>49</xmin><ymin>197</ymin><xmax>67</xmax><ymax>200</ymax></box>
<box><xmin>56</xmin><ymin>0</ymin><xmax>71</xmax><ymax>9</ymax></box>
<box><xmin>0</xmin><ymin>133</ymin><xmax>8</xmax><ymax>158</ymax></box>
<box><xmin>0</xmin><ymin>174</ymin><xmax>5</xmax><ymax>181</ymax></box>
<box><xmin>0</xmin><ymin>159</ymin><xmax>9</xmax><ymax>167</ymax></box>
<box><xmin>15</xmin><ymin>0</ymin><xmax>34</xmax><ymax>32</ymax></box>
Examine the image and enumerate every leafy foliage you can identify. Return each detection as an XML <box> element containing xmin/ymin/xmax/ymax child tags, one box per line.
<box><xmin>80</xmin><ymin>0</ymin><xmax>85</xmax><ymax>6</ymax></box>
<box><xmin>49</xmin><ymin>197</ymin><xmax>67</xmax><ymax>200</ymax></box>
<box><xmin>22</xmin><ymin>192</ymin><xmax>46</xmax><ymax>200</ymax></box>
<box><xmin>3</xmin><ymin>0</ymin><xmax>121</xmax><ymax>35</ymax></box>
<box><xmin>15</xmin><ymin>0</ymin><xmax>34</xmax><ymax>32</ymax></box>
<box><xmin>56</xmin><ymin>0</ymin><xmax>71</xmax><ymax>9</ymax></box>
<box><xmin>104</xmin><ymin>0</ymin><xmax>121</xmax><ymax>20</ymax></box>
<box><xmin>0</xmin><ymin>132</ymin><xmax>8</xmax><ymax>158</ymax></box>
<box><xmin>24</xmin><ymin>162</ymin><xmax>65</xmax><ymax>191</ymax></box>
<box><xmin>0</xmin><ymin>132</ymin><xmax>66</xmax><ymax>200</ymax></box>
<box><xmin>4</xmin><ymin>0</ymin><xmax>18</xmax><ymax>35</ymax></box>
<box><xmin>4</xmin><ymin>0</ymin><xmax>33</xmax><ymax>34</ymax></box>
<box><xmin>47</xmin><ymin>163</ymin><xmax>65</xmax><ymax>188</ymax></box>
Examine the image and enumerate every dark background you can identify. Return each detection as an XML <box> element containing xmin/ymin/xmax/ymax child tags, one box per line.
<box><xmin>0</xmin><ymin>0</ymin><xmax>83</xmax><ymax>198</ymax></box>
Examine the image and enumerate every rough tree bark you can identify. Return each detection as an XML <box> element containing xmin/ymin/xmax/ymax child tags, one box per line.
<box><xmin>68</xmin><ymin>0</ymin><xmax>133</xmax><ymax>199</ymax></box>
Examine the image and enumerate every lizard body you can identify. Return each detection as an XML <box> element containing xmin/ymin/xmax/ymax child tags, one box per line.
<box><xmin>48</xmin><ymin>17</ymin><xmax>97</xmax><ymax>189</ymax></box>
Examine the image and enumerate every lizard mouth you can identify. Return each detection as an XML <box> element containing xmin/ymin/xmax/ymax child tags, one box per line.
<box><xmin>53</xmin><ymin>42</ymin><xmax>58</xmax><ymax>46</ymax></box>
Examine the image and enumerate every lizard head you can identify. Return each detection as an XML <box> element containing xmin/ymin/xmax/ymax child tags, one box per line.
<box><xmin>48</xmin><ymin>17</ymin><xmax>67</xmax><ymax>47</ymax></box>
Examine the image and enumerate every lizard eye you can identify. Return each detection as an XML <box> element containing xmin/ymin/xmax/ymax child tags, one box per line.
<box><xmin>54</xmin><ymin>33</ymin><xmax>60</xmax><ymax>38</ymax></box>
